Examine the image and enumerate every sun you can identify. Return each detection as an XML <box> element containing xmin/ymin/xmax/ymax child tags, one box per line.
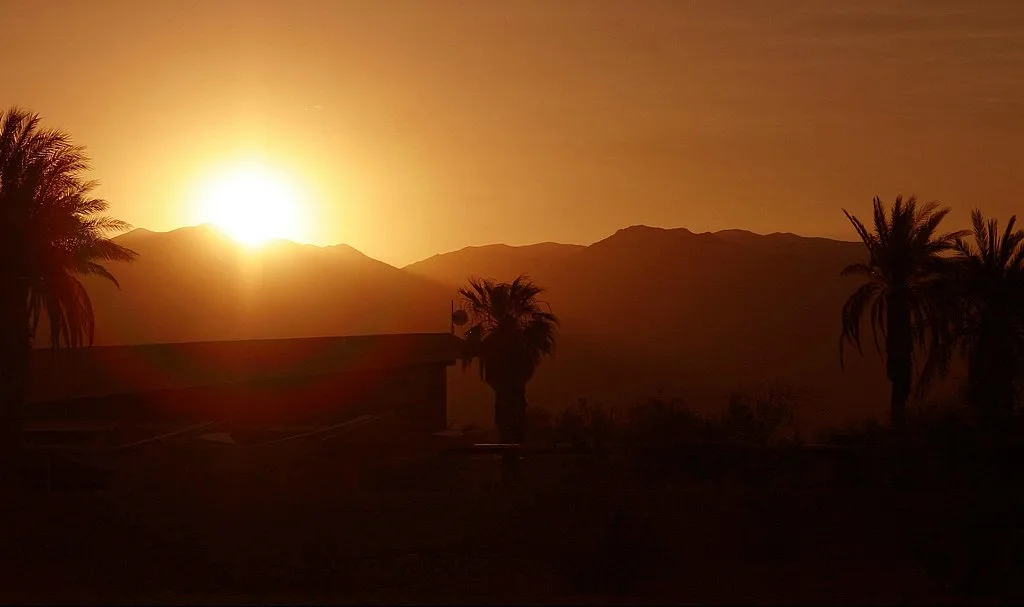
<box><xmin>196</xmin><ymin>162</ymin><xmax>307</xmax><ymax>246</ymax></box>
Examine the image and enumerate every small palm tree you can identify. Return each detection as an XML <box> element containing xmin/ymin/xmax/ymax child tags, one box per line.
<box><xmin>839</xmin><ymin>195</ymin><xmax>967</xmax><ymax>432</ymax></box>
<box><xmin>0</xmin><ymin>107</ymin><xmax>137</xmax><ymax>452</ymax></box>
<box><xmin>947</xmin><ymin>210</ymin><xmax>1024</xmax><ymax>425</ymax></box>
<box><xmin>457</xmin><ymin>275</ymin><xmax>558</xmax><ymax>444</ymax></box>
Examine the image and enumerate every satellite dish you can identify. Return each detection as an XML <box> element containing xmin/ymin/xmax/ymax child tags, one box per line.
<box><xmin>451</xmin><ymin>309</ymin><xmax>469</xmax><ymax>326</ymax></box>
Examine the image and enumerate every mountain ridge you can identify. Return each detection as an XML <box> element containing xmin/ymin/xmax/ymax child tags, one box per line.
<box><xmin>112</xmin><ymin>223</ymin><xmax>859</xmax><ymax>270</ymax></box>
<box><xmin>67</xmin><ymin>221</ymin><xmax>938</xmax><ymax>435</ymax></box>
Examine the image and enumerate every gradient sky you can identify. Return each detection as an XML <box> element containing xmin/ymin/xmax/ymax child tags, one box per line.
<box><xmin>4</xmin><ymin>0</ymin><xmax>1023</xmax><ymax>265</ymax></box>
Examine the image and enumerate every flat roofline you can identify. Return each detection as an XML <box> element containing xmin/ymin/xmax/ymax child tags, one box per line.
<box><xmin>31</xmin><ymin>331</ymin><xmax>461</xmax><ymax>352</ymax></box>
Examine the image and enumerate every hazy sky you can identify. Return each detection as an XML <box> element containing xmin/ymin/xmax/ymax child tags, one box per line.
<box><xmin>4</xmin><ymin>0</ymin><xmax>1023</xmax><ymax>265</ymax></box>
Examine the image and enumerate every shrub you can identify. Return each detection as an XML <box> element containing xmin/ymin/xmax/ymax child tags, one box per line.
<box><xmin>555</xmin><ymin>398</ymin><xmax>618</xmax><ymax>450</ymax></box>
<box><xmin>621</xmin><ymin>395</ymin><xmax>709</xmax><ymax>450</ymax></box>
<box><xmin>718</xmin><ymin>382</ymin><xmax>805</xmax><ymax>447</ymax></box>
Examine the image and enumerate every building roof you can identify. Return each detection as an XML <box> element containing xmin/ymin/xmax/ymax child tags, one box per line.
<box><xmin>28</xmin><ymin>333</ymin><xmax>464</xmax><ymax>403</ymax></box>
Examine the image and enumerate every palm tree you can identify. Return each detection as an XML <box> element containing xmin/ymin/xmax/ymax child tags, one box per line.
<box><xmin>456</xmin><ymin>275</ymin><xmax>558</xmax><ymax>444</ymax></box>
<box><xmin>0</xmin><ymin>107</ymin><xmax>137</xmax><ymax>455</ymax></box>
<box><xmin>839</xmin><ymin>195</ymin><xmax>966</xmax><ymax>432</ymax></box>
<box><xmin>946</xmin><ymin>210</ymin><xmax>1024</xmax><ymax>425</ymax></box>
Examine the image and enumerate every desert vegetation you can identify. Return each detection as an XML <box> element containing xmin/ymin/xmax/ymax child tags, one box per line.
<box><xmin>840</xmin><ymin>195</ymin><xmax>1024</xmax><ymax>439</ymax></box>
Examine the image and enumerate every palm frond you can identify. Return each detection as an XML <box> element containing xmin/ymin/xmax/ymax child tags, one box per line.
<box><xmin>455</xmin><ymin>274</ymin><xmax>559</xmax><ymax>388</ymax></box>
<box><xmin>843</xmin><ymin>208</ymin><xmax>874</xmax><ymax>249</ymax></box>
<box><xmin>839</xmin><ymin>195</ymin><xmax>961</xmax><ymax>396</ymax></box>
<box><xmin>840</xmin><ymin>263</ymin><xmax>876</xmax><ymax>278</ymax></box>
<box><xmin>28</xmin><ymin>272</ymin><xmax>95</xmax><ymax>349</ymax></box>
<box><xmin>1</xmin><ymin>105</ymin><xmax>135</xmax><ymax>350</ymax></box>
<box><xmin>945</xmin><ymin>209</ymin><xmax>1024</xmax><ymax>415</ymax></box>
<box><xmin>839</xmin><ymin>281</ymin><xmax>879</xmax><ymax>367</ymax></box>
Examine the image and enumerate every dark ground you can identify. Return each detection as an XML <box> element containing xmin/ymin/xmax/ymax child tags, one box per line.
<box><xmin>3</xmin><ymin>445</ymin><xmax>1015</xmax><ymax>606</ymax></box>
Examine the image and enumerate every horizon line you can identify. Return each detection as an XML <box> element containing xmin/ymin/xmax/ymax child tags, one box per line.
<box><xmin>117</xmin><ymin>222</ymin><xmax>862</xmax><ymax>268</ymax></box>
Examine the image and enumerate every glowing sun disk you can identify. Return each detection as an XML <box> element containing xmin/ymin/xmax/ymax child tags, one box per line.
<box><xmin>197</xmin><ymin>164</ymin><xmax>305</xmax><ymax>246</ymax></box>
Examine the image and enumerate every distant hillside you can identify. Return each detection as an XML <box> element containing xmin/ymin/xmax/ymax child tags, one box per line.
<box><xmin>407</xmin><ymin>225</ymin><xmax>955</xmax><ymax>433</ymax></box>
<box><xmin>68</xmin><ymin>225</ymin><xmax>453</xmax><ymax>345</ymax></box>
<box><xmin>405</xmin><ymin>242</ymin><xmax>585</xmax><ymax>286</ymax></box>
<box><xmin>43</xmin><ymin>223</ymin><xmax>958</xmax><ymax>436</ymax></box>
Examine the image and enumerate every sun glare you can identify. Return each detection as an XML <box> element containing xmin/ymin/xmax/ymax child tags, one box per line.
<box><xmin>196</xmin><ymin>163</ymin><xmax>307</xmax><ymax>246</ymax></box>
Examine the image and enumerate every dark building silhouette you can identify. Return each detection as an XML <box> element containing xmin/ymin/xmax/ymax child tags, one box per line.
<box><xmin>25</xmin><ymin>333</ymin><xmax>462</xmax><ymax>436</ymax></box>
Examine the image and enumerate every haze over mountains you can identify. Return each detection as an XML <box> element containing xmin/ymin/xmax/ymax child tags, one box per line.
<box><xmin>55</xmin><ymin>223</ymin><xmax>953</xmax><ymax>435</ymax></box>
<box><xmin>410</xmin><ymin>225</ymin><xmax>907</xmax><ymax>433</ymax></box>
<box><xmin>85</xmin><ymin>225</ymin><xmax>453</xmax><ymax>345</ymax></box>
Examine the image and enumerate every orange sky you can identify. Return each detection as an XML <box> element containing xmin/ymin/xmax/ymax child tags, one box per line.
<box><xmin>5</xmin><ymin>0</ymin><xmax>1023</xmax><ymax>266</ymax></box>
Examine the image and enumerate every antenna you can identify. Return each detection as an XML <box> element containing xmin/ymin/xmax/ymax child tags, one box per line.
<box><xmin>450</xmin><ymin>300</ymin><xmax>468</xmax><ymax>334</ymax></box>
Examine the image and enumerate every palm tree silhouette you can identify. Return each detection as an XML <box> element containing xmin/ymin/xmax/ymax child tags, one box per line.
<box><xmin>456</xmin><ymin>275</ymin><xmax>558</xmax><ymax>445</ymax></box>
<box><xmin>839</xmin><ymin>195</ymin><xmax>966</xmax><ymax>432</ymax></box>
<box><xmin>0</xmin><ymin>107</ymin><xmax>137</xmax><ymax>455</ymax></box>
<box><xmin>945</xmin><ymin>210</ymin><xmax>1024</xmax><ymax>425</ymax></box>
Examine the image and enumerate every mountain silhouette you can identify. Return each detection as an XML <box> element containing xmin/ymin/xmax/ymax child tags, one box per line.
<box><xmin>71</xmin><ymin>225</ymin><xmax>452</xmax><ymax>346</ymax></box>
<box><xmin>409</xmin><ymin>225</ymin><xmax>958</xmax><ymax>433</ymax></box>
<box><xmin>407</xmin><ymin>242</ymin><xmax>586</xmax><ymax>287</ymax></box>
<box><xmin>47</xmin><ymin>224</ymin><xmax>959</xmax><ymax>435</ymax></box>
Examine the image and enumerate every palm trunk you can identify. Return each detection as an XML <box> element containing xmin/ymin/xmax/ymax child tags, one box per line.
<box><xmin>968</xmin><ymin>347</ymin><xmax>993</xmax><ymax>425</ymax></box>
<box><xmin>0</xmin><ymin>284</ymin><xmax>30</xmax><ymax>483</ymax></box>
<box><xmin>969</xmin><ymin>336</ymin><xmax>1017</xmax><ymax>436</ymax></box>
<box><xmin>494</xmin><ymin>382</ymin><xmax>527</xmax><ymax>444</ymax></box>
<box><xmin>494</xmin><ymin>382</ymin><xmax>527</xmax><ymax>485</ymax></box>
<box><xmin>886</xmin><ymin>296</ymin><xmax>912</xmax><ymax>434</ymax></box>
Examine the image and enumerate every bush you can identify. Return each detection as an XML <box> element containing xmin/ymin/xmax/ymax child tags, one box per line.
<box><xmin>524</xmin><ymin>406</ymin><xmax>556</xmax><ymax>444</ymax></box>
<box><xmin>537</xmin><ymin>383</ymin><xmax>812</xmax><ymax>453</ymax></box>
<box><xmin>621</xmin><ymin>395</ymin><xmax>709</xmax><ymax>450</ymax></box>
<box><xmin>555</xmin><ymin>398</ymin><xmax>618</xmax><ymax>450</ymax></box>
<box><xmin>717</xmin><ymin>382</ymin><xmax>805</xmax><ymax>447</ymax></box>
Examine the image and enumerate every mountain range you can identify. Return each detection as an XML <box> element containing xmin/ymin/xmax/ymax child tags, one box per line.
<box><xmin>53</xmin><ymin>223</ymin><xmax>957</xmax><ymax>436</ymax></box>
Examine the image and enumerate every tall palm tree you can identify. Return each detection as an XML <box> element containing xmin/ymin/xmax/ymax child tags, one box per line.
<box><xmin>839</xmin><ymin>195</ymin><xmax>966</xmax><ymax>432</ymax></box>
<box><xmin>0</xmin><ymin>107</ymin><xmax>137</xmax><ymax>453</ymax></box>
<box><xmin>457</xmin><ymin>275</ymin><xmax>558</xmax><ymax>444</ymax></box>
<box><xmin>947</xmin><ymin>210</ymin><xmax>1024</xmax><ymax>425</ymax></box>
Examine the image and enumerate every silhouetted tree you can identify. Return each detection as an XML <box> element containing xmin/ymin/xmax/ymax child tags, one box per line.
<box><xmin>840</xmin><ymin>195</ymin><xmax>966</xmax><ymax>432</ymax></box>
<box><xmin>720</xmin><ymin>383</ymin><xmax>803</xmax><ymax>447</ymax></box>
<box><xmin>556</xmin><ymin>398</ymin><xmax>617</xmax><ymax>450</ymax></box>
<box><xmin>622</xmin><ymin>395</ymin><xmax>708</xmax><ymax>450</ymax></box>
<box><xmin>456</xmin><ymin>275</ymin><xmax>558</xmax><ymax>444</ymax></box>
<box><xmin>945</xmin><ymin>210</ymin><xmax>1024</xmax><ymax>426</ymax></box>
<box><xmin>0</xmin><ymin>107</ymin><xmax>137</xmax><ymax>460</ymax></box>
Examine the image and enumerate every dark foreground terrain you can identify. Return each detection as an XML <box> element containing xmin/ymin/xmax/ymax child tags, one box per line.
<box><xmin>2</xmin><ymin>442</ymin><xmax>1019</xmax><ymax>606</ymax></box>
